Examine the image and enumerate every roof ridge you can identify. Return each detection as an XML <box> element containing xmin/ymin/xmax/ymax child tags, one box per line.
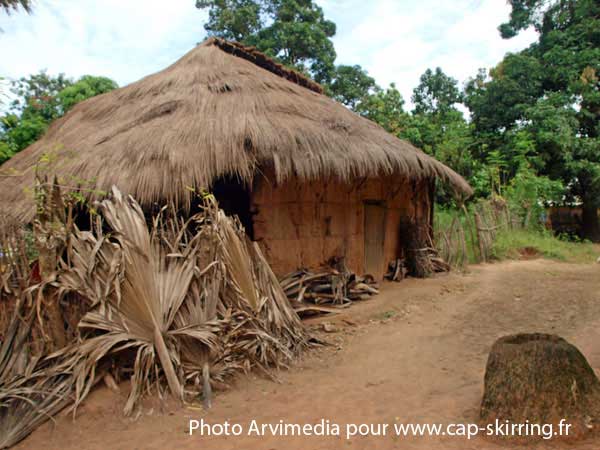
<box><xmin>203</xmin><ymin>37</ymin><xmax>324</xmax><ymax>94</ymax></box>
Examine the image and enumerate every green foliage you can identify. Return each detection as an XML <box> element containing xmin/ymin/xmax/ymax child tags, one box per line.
<box><xmin>196</xmin><ymin>0</ymin><xmax>263</xmax><ymax>41</ymax></box>
<box><xmin>196</xmin><ymin>0</ymin><xmax>404</xmax><ymax>114</ymax></box>
<box><xmin>499</xmin><ymin>0</ymin><xmax>599</xmax><ymax>39</ymax></box>
<box><xmin>57</xmin><ymin>76</ymin><xmax>118</xmax><ymax>113</ymax></box>
<box><xmin>0</xmin><ymin>114</ymin><xmax>48</xmax><ymax>163</ymax></box>
<box><xmin>395</xmin><ymin>68</ymin><xmax>477</xmax><ymax>200</ymax></box>
<box><xmin>196</xmin><ymin>0</ymin><xmax>387</xmax><ymax>97</ymax></box>
<box><xmin>464</xmin><ymin>54</ymin><xmax>544</xmax><ymax>133</ymax></box>
<box><xmin>0</xmin><ymin>72</ymin><xmax>118</xmax><ymax>164</ymax></box>
<box><xmin>197</xmin><ymin>0</ymin><xmax>337</xmax><ymax>82</ymax></box>
<box><xmin>326</xmin><ymin>64</ymin><xmax>377</xmax><ymax>109</ymax></box>
<box><xmin>10</xmin><ymin>71</ymin><xmax>73</xmax><ymax>122</ymax></box>
<box><xmin>464</xmin><ymin>0</ymin><xmax>600</xmax><ymax>240</ymax></box>
<box><xmin>0</xmin><ymin>140</ymin><xmax>13</xmax><ymax>162</ymax></box>
<box><xmin>412</xmin><ymin>67</ymin><xmax>462</xmax><ymax>115</ymax></box>
<box><xmin>504</xmin><ymin>165</ymin><xmax>564</xmax><ymax>229</ymax></box>
<box><xmin>355</xmin><ymin>83</ymin><xmax>407</xmax><ymax>134</ymax></box>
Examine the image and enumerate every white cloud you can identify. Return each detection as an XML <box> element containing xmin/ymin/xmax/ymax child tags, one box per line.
<box><xmin>0</xmin><ymin>0</ymin><xmax>537</xmax><ymax>110</ymax></box>
<box><xmin>322</xmin><ymin>0</ymin><xmax>538</xmax><ymax>108</ymax></box>
<box><xmin>0</xmin><ymin>0</ymin><xmax>207</xmax><ymax>86</ymax></box>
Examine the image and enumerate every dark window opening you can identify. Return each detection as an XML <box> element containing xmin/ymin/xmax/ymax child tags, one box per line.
<box><xmin>211</xmin><ymin>176</ymin><xmax>255</xmax><ymax>240</ymax></box>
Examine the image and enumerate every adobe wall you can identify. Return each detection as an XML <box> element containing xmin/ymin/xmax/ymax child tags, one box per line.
<box><xmin>251</xmin><ymin>171</ymin><xmax>433</xmax><ymax>279</ymax></box>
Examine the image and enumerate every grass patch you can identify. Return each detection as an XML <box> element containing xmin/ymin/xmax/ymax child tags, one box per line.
<box><xmin>491</xmin><ymin>229</ymin><xmax>600</xmax><ymax>263</ymax></box>
<box><xmin>435</xmin><ymin>205</ymin><xmax>599</xmax><ymax>265</ymax></box>
<box><xmin>380</xmin><ymin>311</ymin><xmax>397</xmax><ymax>320</ymax></box>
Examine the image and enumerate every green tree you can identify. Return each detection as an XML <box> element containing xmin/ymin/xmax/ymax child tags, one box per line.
<box><xmin>412</xmin><ymin>67</ymin><xmax>462</xmax><ymax>116</ymax></box>
<box><xmin>464</xmin><ymin>54</ymin><xmax>544</xmax><ymax>133</ymax></box>
<box><xmin>464</xmin><ymin>0</ymin><xmax>600</xmax><ymax>240</ymax></box>
<box><xmin>405</xmin><ymin>68</ymin><xmax>475</xmax><ymax>196</ymax></box>
<box><xmin>355</xmin><ymin>83</ymin><xmax>408</xmax><ymax>135</ymax></box>
<box><xmin>402</xmin><ymin>111</ymin><xmax>475</xmax><ymax>175</ymax></box>
<box><xmin>58</xmin><ymin>75</ymin><xmax>118</xmax><ymax>113</ymax></box>
<box><xmin>0</xmin><ymin>72</ymin><xmax>118</xmax><ymax>164</ymax></box>
<box><xmin>0</xmin><ymin>113</ymin><xmax>47</xmax><ymax>160</ymax></box>
<box><xmin>326</xmin><ymin>64</ymin><xmax>377</xmax><ymax>110</ymax></box>
<box><xmin>197</xmin><ymin>0</ymin><xmax>336</xmax><ymax>82</ymax></box>
<box><xmin>10</xmin><ymin>71</ymin><xmax>73</xmax><ymax>122</ymax></box>
<box><xmin>196</xmin><ymin>0</ymin><xmax>381</xmax><ymax>103</ymax></box>
<box><xmin>196</xmin><ymin>0</ymin><xmax>263</xmax><ymax>41</ymax></box>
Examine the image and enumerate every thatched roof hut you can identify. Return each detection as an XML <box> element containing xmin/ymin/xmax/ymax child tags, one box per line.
<box><xmin>0</xmin><ymin>37</ymin><xmax>471</xmax><ymax>279</ymax></box>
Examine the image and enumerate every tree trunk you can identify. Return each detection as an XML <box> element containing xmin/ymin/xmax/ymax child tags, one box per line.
<box><xmin>581</xmin><ymin>198</ymin><xmax>600</xmax><ymax>242</ymax></box>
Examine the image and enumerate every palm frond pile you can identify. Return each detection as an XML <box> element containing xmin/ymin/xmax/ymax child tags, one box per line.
<box><xmin>0</xmin><ymin>185</ymin><xmax>307</xmax><ymax>448</ymax></box>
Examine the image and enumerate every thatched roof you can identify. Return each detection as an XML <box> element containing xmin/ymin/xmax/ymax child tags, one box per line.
<box><xmin>0</xmin><ymin>37</ymin><xmax>472</xmax><ymax>221</ymax></box>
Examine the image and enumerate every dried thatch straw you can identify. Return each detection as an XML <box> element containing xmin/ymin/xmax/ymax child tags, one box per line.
<box><xmin>0</xmin><ymin>37</ymin><xmax>472</xmax><ymax>222</ymax></box>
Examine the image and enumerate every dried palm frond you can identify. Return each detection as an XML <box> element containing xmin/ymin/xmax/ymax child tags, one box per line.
<box><xmin>58</xmin><ymin>188</ymin><xmax>204</xmax><ymax>413</ymax></box>
<box><xmin>0</xmin><ymin>362</ymin><xmax>74</xmax><ymax>449</ymax></box>
<box><xmin>1</xmin><ymin>184</ymin><xmax>308</xmax><ymax>448</ymax></box>
<box><xmin>59</xmin><ymin>187</ymin><xmax>307</xmax><ymax>415</ymax></box>
<box><xmin>0</xmin><ymin>295</ymin><xmax>76</xmax><ymax>450</ymax></box>
<box><xmin>0</xmin><ymin>0</ymin><xmax>32</xmax><ymax>14</ymax></box>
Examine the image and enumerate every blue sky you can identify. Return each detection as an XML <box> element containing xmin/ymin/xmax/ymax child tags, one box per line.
<box><xmin>0</xmin><ymin>0</ymin><xmax>537</xmax><ymax>108</ymax></box>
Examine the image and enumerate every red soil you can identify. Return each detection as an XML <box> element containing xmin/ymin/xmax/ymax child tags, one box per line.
<box><xmin>16</xmin><ymin>259</ymin><xmax>600</xmax><ymax>450</ymax></box>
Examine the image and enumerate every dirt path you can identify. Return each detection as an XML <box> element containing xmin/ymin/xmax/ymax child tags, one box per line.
<box><xmin>17</xmin><ymin>259</ymin><xmax>600</xmax><ymax>450</ymax></box>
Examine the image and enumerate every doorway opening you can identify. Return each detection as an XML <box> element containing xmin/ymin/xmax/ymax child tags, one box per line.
<box><xmin>211</xmin><ymin>176</ymin><xmax>255</xmax><ymax>240</ymax></box>
<box><xmin>364</xmin><ymin>200</ymin><xmax>386</xmax><ymax>277</ymax></box>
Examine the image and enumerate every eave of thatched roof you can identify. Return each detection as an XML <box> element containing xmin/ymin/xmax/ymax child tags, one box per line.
<box><xmin>0</xmin><ymin>37</ymin><xmax>472</xmax><ymax>222</ymax></box>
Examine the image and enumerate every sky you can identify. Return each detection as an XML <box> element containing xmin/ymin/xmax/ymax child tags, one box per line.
<box><xmin>0</xmin><ymin>0</ymin><xmax>538</xmax><ymax>109</ymax></box>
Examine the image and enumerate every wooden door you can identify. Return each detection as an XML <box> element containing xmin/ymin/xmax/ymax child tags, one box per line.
<box><xmin>364</xmin><ymin>202</ymin><xmax>386</xmax><ymax>278</ymax></box>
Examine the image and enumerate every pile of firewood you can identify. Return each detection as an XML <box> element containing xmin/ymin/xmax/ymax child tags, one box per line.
<box><xmin>385</xmin><ymin>258</ymin><xmax>407</xmax><ymax>281</ymax></box>
<box><xmin>279</xmin><ymin>269</ymin><xmax>379</xmax><ymax>316</ymax></box>
<box><xmin>410</xmin><ymin>247</ymin><xmax>451</xmax><ymax>277</ymax></box>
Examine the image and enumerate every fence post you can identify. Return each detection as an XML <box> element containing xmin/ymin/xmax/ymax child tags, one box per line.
<box><xmin>474</xmin><ymin>211</ymin><xmax>486</xmax><ymax>262</ymax></box>
<box><xmin>462</xmin><ymin>205</ymin><xmax>480</xmax><ymax>262</ymax></box>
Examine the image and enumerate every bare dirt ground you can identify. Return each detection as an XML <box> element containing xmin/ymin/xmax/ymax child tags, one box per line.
<box><xmin>16</xmin><ymin>259</ymin><xmax>600</xmax><ymax>450</ymax></box>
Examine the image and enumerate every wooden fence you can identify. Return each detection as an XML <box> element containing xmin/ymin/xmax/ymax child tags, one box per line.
<box><xmin>435</xmin><ymin>197</ymin><xmax>518</xmax><ymax>268</ymax></box>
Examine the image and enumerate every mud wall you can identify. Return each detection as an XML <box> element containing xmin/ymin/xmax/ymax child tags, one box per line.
<box><xmin>251</xmin><ymin>171</ymin><xmax>433</xmax><ymax>279</ymax></box>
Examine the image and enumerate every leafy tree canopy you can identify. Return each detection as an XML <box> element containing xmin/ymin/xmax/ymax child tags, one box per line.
<box><xmin>355</xmin><ymin>83</ymin><xmax>407</xmax><ymax>135</ymax></box>
<box><xmin>0</xmin><ymin>72</ymin><xmax>118</xmax><ymax>164</ymax></box>
<box><xmin>10</xmin><ymin>71</ymin><xmax>72</xmax><ymax>122</ymax></box>
<box><xmin>326</xmin><ymin>64</ymin><xmax>377</xmax><ymax>109</ymax></box>
<box><xmin>196</xmin><ymin>0</ymin><xmax>336</xmax><ymax>82</ymax></box>
<box><xmin>412</xmin><ymin>67</ymin><xmax>462</xmax><ymax>116</ymax></box>
<box><xmin>466</xmin><ymin>0</ymin><xmax>600</xmax><ymax>240</ymax></box>
<box><xmin>58</xmin><ymin>75</ymin><xmax>118</xmax><ymax>113</ymax></box>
